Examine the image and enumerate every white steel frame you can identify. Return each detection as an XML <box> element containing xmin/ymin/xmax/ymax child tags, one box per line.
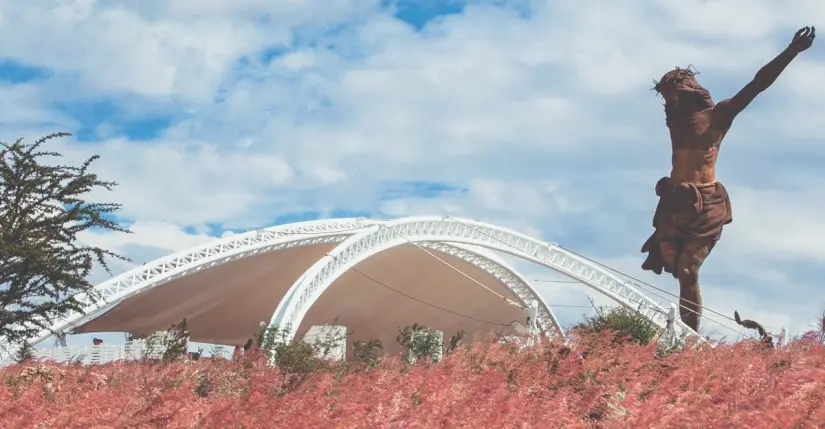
<box><xmin>272</xmin><ymin>217</ymin><xmax>695</xmax><ymax>340</ymax></box>
<box><xmin>2</xmin><ymin>216</ymin><xmax>698</xmax><ymax>357</ymax></box>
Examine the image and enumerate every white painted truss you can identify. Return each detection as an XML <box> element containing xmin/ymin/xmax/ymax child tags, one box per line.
<box><xmin>269</xmin><ymin>236</ymin><xmax>562</xmax><ymax>339</ymax></box>
<box><xmin>11</xmin><ymin>218</ymin><xmax>374</xmax><ymax>351</ymax></box>
<box><xmin>272</xmin><ymin>216</ymin><xmax>696</xmax><ymax>342</ymax></box>
<box><xmin>1</xmin><ymin>216</ymin><xmax>698</xmax><ymax>360</ymax></box>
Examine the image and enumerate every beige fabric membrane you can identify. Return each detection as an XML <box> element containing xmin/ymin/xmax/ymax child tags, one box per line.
<box><xmin>73</xmin><ymin>244</ymin><xmax>523</xmax><ymax>357</ymax></box>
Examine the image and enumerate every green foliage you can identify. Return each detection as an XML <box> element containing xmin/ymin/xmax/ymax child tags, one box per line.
<box><xmin>194</xmin><ymin>371</ymin><xmax>213</xmax><ymax>398</ymax></box>
<box><xmin>656</xmin><ymin>330</ymin><xmax>689</xmax><ymax>358</ymax></box>
<box><xmin>13</xmin><ymin>341</ymin><xmax>35</xmax><ymax>364</ymax></box>
<box><xmin>0</xmin><ymin>133</ymin><xmax>130</xmax><ymax>344</ymax></box>
<box><xmin>125</xmin><ymin>319</ymin><xmax>193</xmax><ymax>364</ymax></box>
<box><xmin>130</xmin><ymin>332</ymin><xmax>163</xmax><ymax>362</ymax></box>
<box><xmin>128</xmin><ymin>327</ymin><xmax>184</xmax><ymax>363</ymax></box>
<box><xmin>191</xmin><ymin>348</ymin><xmax>204</xmax><ymax>361</ymax></box>
<box><xmin>143</xmin><ymin>334</ymin><xmax>163</xmax><ymax>361</ymax></box>
<box><xmin>396</xmin><ymin>323</ymin><xmax>443</xmax><ymax>364</ymax></box>
<box><xmin>253</xmin><ymin>323</ymin><xmax>282</xmax><ymax>352</ymax></box>
<box><xmin>208</xmin><ymin>344</ymin><xmax>225</xmax><ymax>360</ymax></box>
<box><xmin>254</xmin><ymin>323</ymin><xmax>346</xmax><ymax>393</ymax></box>
<box><xmin>574</xmin><ymin>304</ymin><xmax>659</xmax><ymax>346</ymax></box>
<box><xmin>352</xmin><ymin>337</ymin><xmax>383</xmax><ymax>368</ymax></box>
<box><xmin>445</xmin><ymin>330</ymin><xmax>466</xmax><ymax>355</ymax></box>
<box><xmin>161</xmin><ymin>318</ymin><xmax>190</xmax><ymax>363</ymax></box>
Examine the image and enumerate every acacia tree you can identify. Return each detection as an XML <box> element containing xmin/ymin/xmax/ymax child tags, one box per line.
<box><xmin>0</xmin><ymin>132</ymin><xmax>131</xmax><ymax>346</ymax></box>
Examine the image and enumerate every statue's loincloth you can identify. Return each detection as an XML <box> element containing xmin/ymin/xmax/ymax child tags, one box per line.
<box><xmin>640</xmin><ymin>177</ymin><xmax>733</xmax><ymax>277</ymax></box>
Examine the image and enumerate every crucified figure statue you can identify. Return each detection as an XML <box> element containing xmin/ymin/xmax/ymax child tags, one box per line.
<box><xmin>641</xmin><ymin>26</ymin><xmax>816</xmax><ymax>332</ymax></box>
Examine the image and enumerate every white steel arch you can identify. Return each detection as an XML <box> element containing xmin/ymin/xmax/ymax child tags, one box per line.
<box><xmin>14</xmin><ymin>217</ymin><xmax>568</xmax><ymax>349</ymax></box>
<box><xmin>20</xmin><ymin>218</ymin><xmax>373</xmax><ymax>348</ymax></box>
<box><xmin>274</xmin><ymin>216</ymin><xmax>697</xmax><ymax>341</ymax></box>
<box><xmin>269</xmin><ymin>234</ymin><xmax>562</xmax><ymax>338</ymax></box>
<box><xmin>425</xmin><ymin>241</ymin><xmax>559</xmax><ymax>335</ymax></box>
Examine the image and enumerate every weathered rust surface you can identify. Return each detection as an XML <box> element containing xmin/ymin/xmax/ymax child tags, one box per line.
<box><xmin>641</xmin><ymin>26</ymin><xmax>815</xmax><ymax>331</ymax></box>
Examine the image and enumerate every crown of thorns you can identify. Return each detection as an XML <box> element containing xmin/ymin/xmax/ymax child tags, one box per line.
<box><xmin>652</xmin><ymin>65</ymin><xmax>700</xmax><ymax>94</ymax></box>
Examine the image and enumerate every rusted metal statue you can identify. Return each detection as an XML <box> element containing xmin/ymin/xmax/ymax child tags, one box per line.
<box><xmin>641</xmin><ymin>26</ymin><xmax>816</xmax><ymax>332</ymax></box>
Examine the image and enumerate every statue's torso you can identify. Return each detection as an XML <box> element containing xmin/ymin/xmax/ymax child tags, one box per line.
<box><xmin>669</xmin><ymin>107</ymin><xmax>728</xmax><ymax>184</ymax></box>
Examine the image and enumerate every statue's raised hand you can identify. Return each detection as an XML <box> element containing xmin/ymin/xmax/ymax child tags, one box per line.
<box><xmin>789</xmin><ymin>26</ymin><xmax>815</xmax><ymax>53</ymax></box>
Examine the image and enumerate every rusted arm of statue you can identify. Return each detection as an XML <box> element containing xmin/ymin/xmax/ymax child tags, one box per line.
<box><xmin>714</xmin><ymin>26</ymin><xmax>816</xmax><ymax>126</ymax></box>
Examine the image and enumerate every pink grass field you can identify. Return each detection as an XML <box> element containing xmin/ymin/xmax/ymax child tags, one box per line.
<box><xmin>1</xmin><ymin>333</ymin><xmax>824</xmax><ymax>429</ymax></box>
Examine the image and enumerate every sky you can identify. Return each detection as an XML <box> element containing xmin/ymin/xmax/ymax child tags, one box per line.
<box><xmin>2</xmin><ymin>0</ymin><xmax>825</xmax><ymax>350</ymax></box>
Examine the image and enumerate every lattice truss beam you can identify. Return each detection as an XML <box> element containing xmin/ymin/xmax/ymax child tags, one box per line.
<box><xmin>272</xmin><ymin>217</ymin><xmax>695</xmax><ymax>342</ymax></box>
<box><xmin>419</xmin><ymin>242</ymin><xmax>561</xmax><ymax>337</ymax></box>
<box><xmin>0</xmin><ymin>216</ymin><xmax>696</xmax><ymax>357</ymax></box>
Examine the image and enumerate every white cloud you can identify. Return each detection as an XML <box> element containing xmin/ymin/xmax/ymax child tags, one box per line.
<box><xmin>782</xmin><ymin>58</ymin><xmax>825</xmax><ymax>101</ymax></box>
<box><xmin>0</xmin><ymin>83</ymin><xmax>72</xmax><ymax>127</ymax></box>
<box><xmin>2</xmin><ymin>0</ymin><xmax>824</xmax><ymax>341</ymax></box>
<box><xmin>79</xmin><ymin>220</ymin><xmax>214</xmax><ymax>255</ymax></box>
<box><xmin>722</xmin><ymin>186</ymin><xmax>825</xmax><ymax>262</ymax></box>
<box><xmin>652</xmin><ymin>0</ymin><xmax>779</xmax><ymax>40</ymax></box>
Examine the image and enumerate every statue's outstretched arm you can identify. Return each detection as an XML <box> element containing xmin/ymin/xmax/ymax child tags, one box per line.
<box><xmin>714</xmin><ymin>26</ymin><xmax>815</xmax><ymax>127</ymax></box>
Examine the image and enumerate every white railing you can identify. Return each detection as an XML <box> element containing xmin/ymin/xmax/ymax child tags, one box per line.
<box><xmin>1</xmin><ymin>323</ymin><xmax>345</xmax><ymax>367</ymax></box>
<box><xmin>0</xmin><ymin>342</ymin><xmax>168</xmax><ymax>367</ymax></box>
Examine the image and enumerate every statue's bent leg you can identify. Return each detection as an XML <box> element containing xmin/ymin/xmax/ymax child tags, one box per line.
<box><xmin>675</xmin><ymin>238</ymin><xmax>715</xmax><ymax>331</ymax></box>
<box><xmin>652</xmin><ymin>216</ymin><xmax>682</xmax><ymax>275</ymax></box>
<box><xmin>658</xmin><ymin>241</ymin><xmax>679</xmax><ymax>272</ymax></box>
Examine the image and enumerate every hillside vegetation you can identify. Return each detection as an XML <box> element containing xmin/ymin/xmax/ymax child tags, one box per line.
<box><xmin>1</xmin><ymin>328</ymin><xmax>823</xmax><ymax>428</ymax></box>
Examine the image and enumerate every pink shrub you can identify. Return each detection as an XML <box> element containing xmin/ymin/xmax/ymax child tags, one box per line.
<box><xmin>1</xmin><ymin>333</ymin><xmax>823</xmax><ymax>428</ymax></box>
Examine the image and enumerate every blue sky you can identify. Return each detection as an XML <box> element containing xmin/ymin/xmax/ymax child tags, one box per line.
<box><xmin>2</xmin><ymin>0</ymin><xmax>825</xmax><ymax>349</ymax></box>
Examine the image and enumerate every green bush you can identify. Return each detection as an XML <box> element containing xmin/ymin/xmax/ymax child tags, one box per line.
<box><xmin>162</xmin><ymin>318</ymin><xmax>190</xmax><ymax>363</ymax></box>
<box><xmin>396</xmin><ymin>323</ymin><xmax>444</xmax><ymax>364</ymax></box>
<box><xmin>573</xmin><ymin>304</ymin><xmax>659</xmax><ymax>346</ymax></box>
<box><xmin>254</xmin><ymin>324</ymin><xmax>346</xmax><ymax>393</ymax></box>
<box><xmin>445</xmin><ymin>330</ymin><xmax>466</xmax><ymax>355</ymax></box>
<box><xmin>352</xmin><ymin>337</ymin><xmax>383</xmax><ymax>368</ymax></box>
<box><xmin>13</xmin><ymin>342</ymin><xmax>35</xmax><ymax>364</ymax></box>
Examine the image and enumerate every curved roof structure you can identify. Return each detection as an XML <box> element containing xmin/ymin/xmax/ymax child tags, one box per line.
<box><xmin>3</xmin><ymin>216</ymin><xmax>697</xmax><ymax>359</ymax></box>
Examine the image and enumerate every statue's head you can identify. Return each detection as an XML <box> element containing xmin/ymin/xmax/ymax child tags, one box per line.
<box><xmin>653</xmin><ymin>66</ymin><xmax>714</xmax><ymax>127</ymax></box>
